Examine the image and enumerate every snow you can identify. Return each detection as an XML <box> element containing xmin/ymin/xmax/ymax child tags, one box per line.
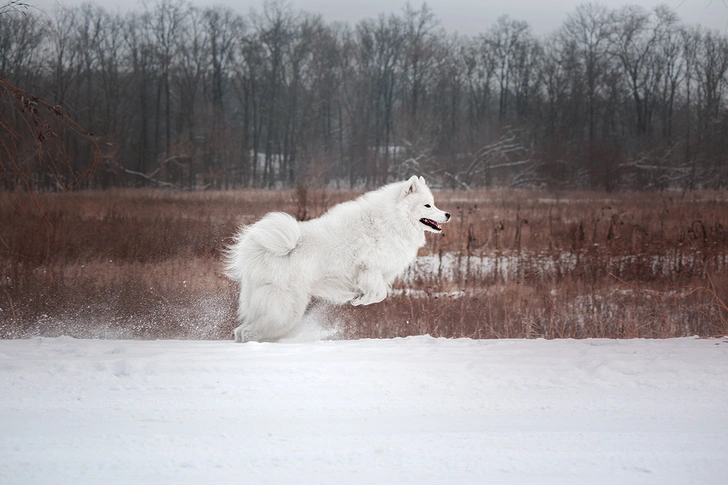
<box><xmin>405</xmin><ymin>251</ymin><xmax>728</xmax><ymax>285</ymax></box>
<box><xmin>1</xmin><ymin>336</ymin><xmax>727</xmax><ymax>484</ymax></box>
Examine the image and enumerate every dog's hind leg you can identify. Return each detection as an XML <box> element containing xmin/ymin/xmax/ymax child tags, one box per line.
<box><xmin>233</xmin><ymin>323</ymin><xmax>248</xmax><ymax>343</ymax></box>
<box><xmin>242</xmin><ymin>284</ymin><xmax>310</xmax><ymax>341</ymax></box>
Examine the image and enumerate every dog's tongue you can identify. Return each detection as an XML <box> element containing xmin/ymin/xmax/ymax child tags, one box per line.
<box><xmin>420</xmin><ymin>218</ymin><xmax>441</xmax><ymax>231</ymax></box>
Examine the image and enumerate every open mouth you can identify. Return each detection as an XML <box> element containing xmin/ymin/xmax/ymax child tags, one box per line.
<box><xmin>420</xmin><ymin>218</ymin><xmax>442</xmax><ymax>231</ymax></box>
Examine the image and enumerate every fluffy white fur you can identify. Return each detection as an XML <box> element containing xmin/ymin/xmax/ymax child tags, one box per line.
<box><xmin>224</xmin><ymin>175</ymin><xmax>450</xmax><ymax>342</ymax></box>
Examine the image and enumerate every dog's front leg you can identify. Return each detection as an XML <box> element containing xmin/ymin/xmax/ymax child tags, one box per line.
<box><xmin>350</xmin><ymin>270</ymin><xmax>389</xmax><ymax>306</ymax></box>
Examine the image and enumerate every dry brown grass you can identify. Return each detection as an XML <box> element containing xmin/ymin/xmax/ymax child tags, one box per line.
<box><xmin>1</xmin><ymin>188</ymin><xmax>727</xmax><ymax>340</ymax></box>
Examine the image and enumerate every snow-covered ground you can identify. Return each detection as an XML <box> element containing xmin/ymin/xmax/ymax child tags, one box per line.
<box><xmin>1</xmin><ymin>336</ymin><xmax>727</xmax><ymax>484</ymax></box>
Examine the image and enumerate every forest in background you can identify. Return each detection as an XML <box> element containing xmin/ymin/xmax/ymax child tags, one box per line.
<box><xmin>1</xmin><ymin>0</ymin><xmax>728</xmax><ymax>191</ymax></box>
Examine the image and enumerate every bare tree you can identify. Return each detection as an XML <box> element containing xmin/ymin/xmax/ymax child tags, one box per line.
<box><xmin>654</xmin><ymin>5</ymin><xmax>684</xmax><ymax>144</ymax></box>
<box><xmin>401</xmin><ymin>3</ymin><xmax>440</xmax><ymax>133</ymax></box>
<box><xmin>342</xmin><ymin>12</ymin><xmax>406</xmax><ymax>186</ymax></box>
<box><xmin>250</xmin><ymin>0</ymin><xmax>298</xmax><ymax>187</ymax></box>
<box><xmin>148</xmin><ymin>0</ymin><xmax>187</xmax><ymax>158</ymax></box>
<box><xmin>1</xmin><ymin>3</ymin><xmax>99</xmax><ymax>193</ymax></box>
<box><xmin>559</xmin><ymin>2</ymin><xmax>615</xmax><ymax>187</ymax></box>
<box><xmin>175</xmin><ymin>4</ymin><xmax>206</xmax><ymax>147</ymax></box>
<box><xmin>94</xmin><ymin>7</ymin><xmax>126</xmax><ymax>138</ymax></box>
<box><xmin>123</xmin><ymin>10</ymin><xmax>157</xmax><ymax>175</ymax></box>
<box><xmin>611</xmin><ymin>4</ymin><xmax>678</xmax><ymax>139</ymax></box>
<box><xmin>486</xmin><ymin>16</ymin><xmax>531</xmax><ymax>124</ymax></box>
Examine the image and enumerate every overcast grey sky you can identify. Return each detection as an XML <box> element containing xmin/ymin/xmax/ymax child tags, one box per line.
<box><xmin>28</xmin><ymin>0</ymin><xmax>728</xmax><ymax>35</ymax></box>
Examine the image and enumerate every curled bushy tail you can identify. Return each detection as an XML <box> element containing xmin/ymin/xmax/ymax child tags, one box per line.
<box><xmin>224</xmin><ymin>212</ymin><xmax>301</xmax><ymax>282</ymax></box>
<box><xmin>248</xmin><ymin>212</ymin><xmax>301</xmax><ymax>255</ymax></box>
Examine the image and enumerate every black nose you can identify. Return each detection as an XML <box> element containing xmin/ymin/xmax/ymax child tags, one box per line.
<box><xmin>445</xmin><ymin>212</ymin><xmax>451</xmax><ymax>221</ymax></box>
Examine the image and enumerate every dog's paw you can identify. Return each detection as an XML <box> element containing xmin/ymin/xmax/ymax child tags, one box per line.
<box><xmin>233</xmin><ymin>326</ymin><xmax>246</xmax><ymax>343</ymax></box>
<box><xmin>351</xmin><ymin>293</ymin><xmax>376</xmax><ymax>306</ymax></box>
<box><xmin>351</xmin><ymin>291</ymin><xmax>387</xmax><ymax>306</ymax></box>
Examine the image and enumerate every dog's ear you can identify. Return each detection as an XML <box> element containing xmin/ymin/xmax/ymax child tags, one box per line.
<box><xmin>419</xmin><ymin>176</ymin><xmax>426</xmax><ymax>185</ymax></box>
<box><xmin>405</xmin><ymin>175</ymin><xmax>419</xmax><ymax>195</ymax></box>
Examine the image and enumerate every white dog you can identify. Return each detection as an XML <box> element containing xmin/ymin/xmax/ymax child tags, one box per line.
<box><xmin>224</xmin><ymin>176</ymin><xmax>450</xmax><ymax>342</ymax></box>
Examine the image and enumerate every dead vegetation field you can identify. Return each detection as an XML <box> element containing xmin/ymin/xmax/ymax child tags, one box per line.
<box><xmin>1</xmin><ymin>188</ymin><xmax>726</xmax><ymax>340</ymax></box>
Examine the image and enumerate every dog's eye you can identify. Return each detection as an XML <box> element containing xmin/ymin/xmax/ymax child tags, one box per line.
<box><xmin>424</xmin><ymin>204</ymin><xmax>431</xmax><ymax>208</ymax></box>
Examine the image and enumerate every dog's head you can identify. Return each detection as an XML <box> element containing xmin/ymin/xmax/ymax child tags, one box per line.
<box><xmin>402</xmin><ymin>175</ymin><xmax>450</xmax><ymax>233</ymax></box>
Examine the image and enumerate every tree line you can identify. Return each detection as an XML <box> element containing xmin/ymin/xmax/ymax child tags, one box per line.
<box><xmin>1</xmin><ymin>0</ymin><xmax>727</xmax><ymax>190</ymax></box>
